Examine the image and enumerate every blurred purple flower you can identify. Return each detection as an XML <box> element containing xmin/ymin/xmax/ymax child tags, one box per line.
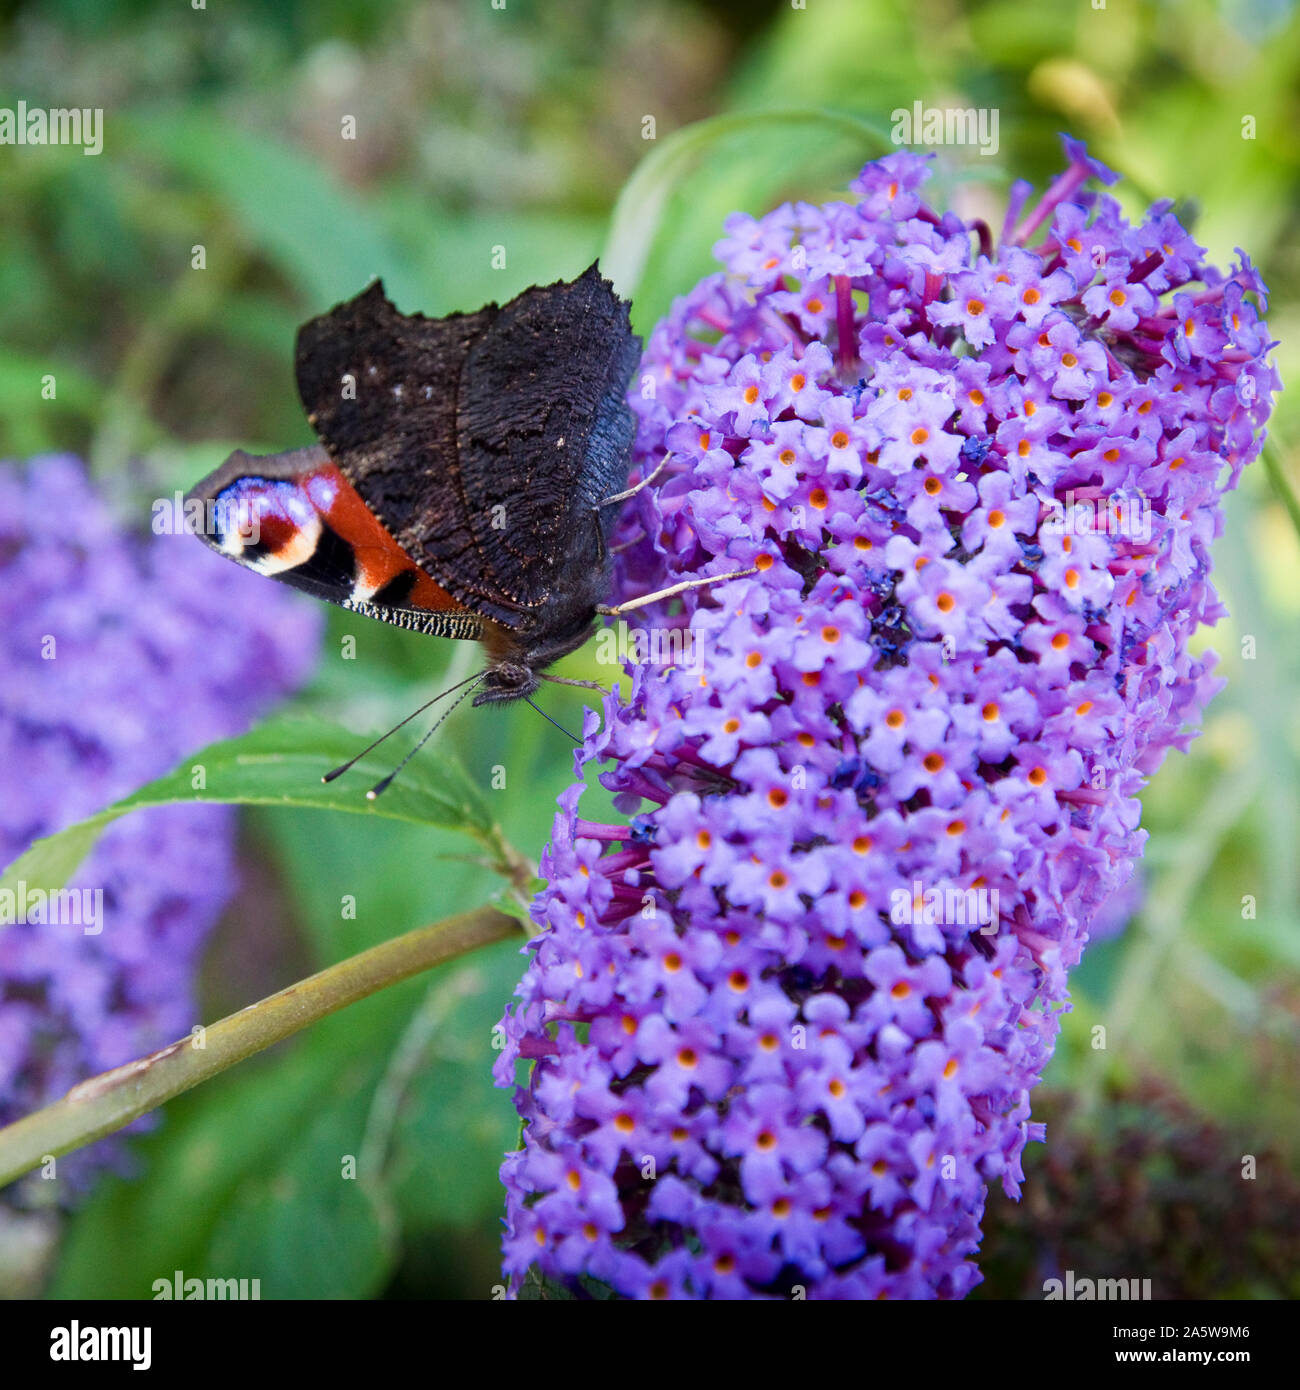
<box><xmin>495</xmin><ymin>139</ymin><xmax>1278</xmax><ymax>1299</ymax></box>
<box><xmin>0</xmin><ymin>455</ymin><xmax>320</xmax><ymax>1200</ymax></box>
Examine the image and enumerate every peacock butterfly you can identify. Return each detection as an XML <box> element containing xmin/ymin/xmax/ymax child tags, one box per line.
<box><xmin>187</xmin><ymin>262</ymin><xmax>642</xmax><ymax>709</ymax></box>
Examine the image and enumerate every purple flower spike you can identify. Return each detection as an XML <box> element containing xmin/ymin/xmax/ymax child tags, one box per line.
<box><xmin>0</xmin><ymin>456</ymin><xmax>321</xmax><ymax>1200</ymax></box>
<box><xmin>496</xmin><ymin>138</ymin><xmax>1278</xmax><ymax>1299</ymax></box>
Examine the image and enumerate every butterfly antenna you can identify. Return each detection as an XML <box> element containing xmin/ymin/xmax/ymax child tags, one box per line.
<box><xmin>366</xmin><ymin>674</ymin><xmax>487</xmax><ymax>800</ymax></box>
<box><xmin>523</xmin><ymin>696</ymin><xmax>581</xmax><ymax>744</ymax></box>
<box><xmin>322</xmin><ymin>670</ymin><xmax>485</xmax><ymax>785</ymax></box>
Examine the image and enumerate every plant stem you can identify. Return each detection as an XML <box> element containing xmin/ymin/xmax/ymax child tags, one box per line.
<box><xmin>0</xmin><ymin>905</ymin><xmax>518</xmax><ymax>1191</ymax></box>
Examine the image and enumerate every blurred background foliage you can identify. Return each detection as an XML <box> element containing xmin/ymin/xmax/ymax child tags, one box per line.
<box><xmin>0</xmin><ymin>0</ymin><xmax>1297</xmax><ymax>1298</ymax></box>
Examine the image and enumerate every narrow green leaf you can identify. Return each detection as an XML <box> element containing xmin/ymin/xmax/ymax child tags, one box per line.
<box><xmin>1262</xmin><ymin>434</ymin><xmax>1300</xmax><ymax>543</ymax></box>
<box><xmin>0</xmin><ymin>717</ymin><xmax>499</xmax><ymax>904</ymax></box>
<box><xmin>124</xmin><ymin>108</ymin><xmax>423</xmax><ymax>308</ymax></box>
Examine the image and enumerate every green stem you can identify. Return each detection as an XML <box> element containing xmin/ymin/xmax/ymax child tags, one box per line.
<box><xmin>0</xmin><ymin>905</ymin><xmax>518</xmax><ymax>1191</ymax></box>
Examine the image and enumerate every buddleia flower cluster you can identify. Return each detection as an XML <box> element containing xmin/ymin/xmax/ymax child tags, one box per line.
<box><xmin>495</xmin><ymin>138</ymin><xmax>1278</xmax><ymax>1298</ymax></box>
<box><xmin>0</xmin><ymin>455</ymin><xmax>320</xmax><ymax>1199</ymax></box>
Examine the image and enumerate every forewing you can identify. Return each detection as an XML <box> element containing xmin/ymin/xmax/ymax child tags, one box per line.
<box><xmin>294</xmin><ymin>281</ymin><xmax>512</xmax><ymax>619</ymax></box>
<box><xmin>454</xmin><ymin>263</ymin><xmax>641</xmax><ymax>609</ymax></box>
<box><xmin>294</xmin><ymin>265</ymin><xmax>639</xmax><ymax>625</ymax></box>
<box><xmin>185</xmin><ymin>445</ymin><xmax>484</xmax><ymax>641</ymax></box>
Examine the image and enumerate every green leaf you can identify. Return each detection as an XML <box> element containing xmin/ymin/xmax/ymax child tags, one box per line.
<box><xmin>204</xmin><ymin>1110</ymin><xmax>395</xmax><ymax>1299</ymax></box>
<box><xmin>379</xmin><ymin>194</ymin><xmax>605</xmax><ymax>318</ymax></box>
<box><xmin>123</xmin><ymin>108</ymin><xmax>423</xmax><ymax>308</ymax></box>
<box><xmin>0</xmin><ymin>347</ymin><xmax>103</xmax><ymax>454</ymax></box>
<box><xmin>383</xmin><ymin>947</ymin><xmax>524</xmax><ymax>1230</ymax></box>
<box><xmin>0</xmin><ymin>717</ymin><xmax>500</xmax><ymax>904</ymax></box>
<box><xmin>49</xmin><ymin>933</ymin><xmax>524</xmax><ymax>1298</ymax></box>
<box><xmin>245</xmin><ymin>796</ymin><xmax>503</xmax><ymax>971</ymax></box>
<box><xmin>1262</xmin><ymin>434</ymin><xmax>1300</xmax><ymax>544</ymax></box>
<box><xmin>49</xmin><ymin>974</ymin><xmax>419</xmax><ymax>1298</ymax></box>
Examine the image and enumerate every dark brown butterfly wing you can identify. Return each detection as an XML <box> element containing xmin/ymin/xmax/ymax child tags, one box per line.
<box><xmin>294</xmin><ymin>263</ymin><xmax>640</xmax><ymax>629</ymax></box>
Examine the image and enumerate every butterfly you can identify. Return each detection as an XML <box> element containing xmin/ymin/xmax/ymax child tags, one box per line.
<box><xmin>189</xmin><ymin>264</ymin><xmax>753</xmax><ymax>793</ymax></box>
<box><xmin>188</xmin><ymin>262</ymin><xmax>647</xmax><ymax>712</ymax></box>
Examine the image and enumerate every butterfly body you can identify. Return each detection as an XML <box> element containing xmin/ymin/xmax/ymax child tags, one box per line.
<box><xmin>188</xmin><ymin>263</ymin><xmax>641</xmax><ymax>705</ymax></box>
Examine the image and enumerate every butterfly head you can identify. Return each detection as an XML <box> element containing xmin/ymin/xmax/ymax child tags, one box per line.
<box><xmin>472</xmin><ymin>603</ymin><xmax>601</xmax><ymax>706</ymax></box>
<box><xmin>472</xmin><ymin>659</ymin><xmax>541</xmax><ymax>705</ymax></box>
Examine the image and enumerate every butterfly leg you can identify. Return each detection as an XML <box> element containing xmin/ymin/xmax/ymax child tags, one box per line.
<box><xmin>608</xmin><ymin>531</ymin><xmax>645</xmax><ymax>556</ymax></box>
<box><xmin>596</xmin><ymin>452</ymin><xmax>670</xmax><ymax>508</ymax></box>
<box><xmin>596</xmin><ymin>567</ymin><xmax>757</xmax><ymax>617</ymax></box>
<box><xmin>540</xmin><ymin>672</ymin><xmax>608</xmax><ymax>693</ymax></box>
